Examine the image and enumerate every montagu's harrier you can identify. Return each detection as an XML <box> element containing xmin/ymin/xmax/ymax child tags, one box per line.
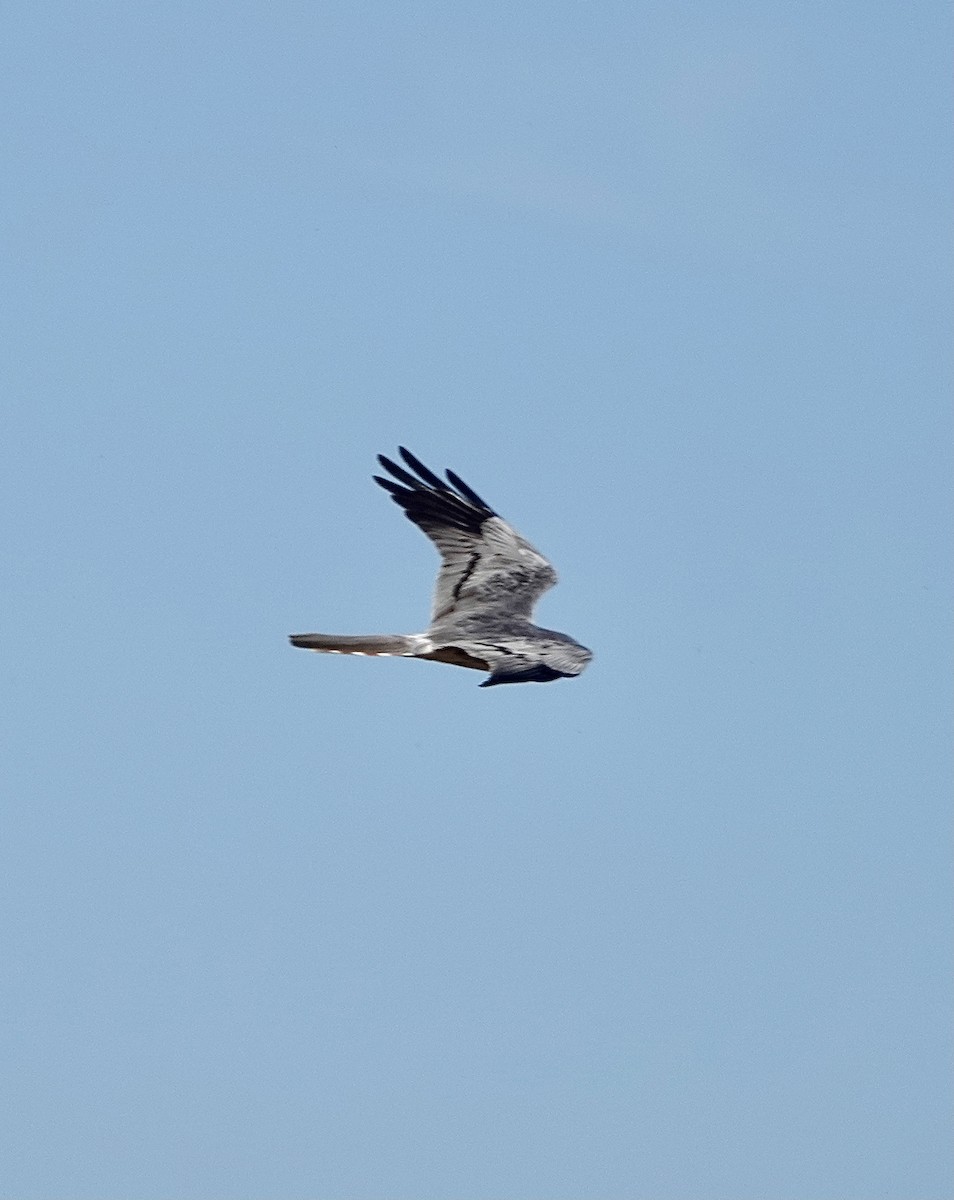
<box><xmin>289</xmin><ymin>447</ymin><xmax>592</xmax><ymax>687</ymax></box>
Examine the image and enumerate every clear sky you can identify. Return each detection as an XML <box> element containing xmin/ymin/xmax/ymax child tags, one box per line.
<box><xmin>2</xmin><ymin>3</ymin><xmax>950</xmax><ymax>1198</ymax></box>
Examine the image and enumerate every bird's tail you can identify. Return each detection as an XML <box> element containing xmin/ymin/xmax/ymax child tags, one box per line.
<box><xmin>288</xmin><ymin>632</ymin><xmax>429</xmax><ymax>657</ymax></box>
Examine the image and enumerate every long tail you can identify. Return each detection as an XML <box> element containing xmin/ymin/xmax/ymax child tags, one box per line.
<box><xmin>288</xmin><ymin>632</ymin><xmax>428</xmax><ymax>657</ymax></box>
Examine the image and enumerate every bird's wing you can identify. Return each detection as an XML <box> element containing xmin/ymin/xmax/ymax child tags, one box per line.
<box><xmin>374</xmin><ymin>447</ymin><xmax>558</xmax><ymax>624</ymax></box>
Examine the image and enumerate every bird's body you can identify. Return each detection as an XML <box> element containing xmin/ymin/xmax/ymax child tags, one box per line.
<box><xmin>289</xmin><ymin>447</ymin><xmax>592</xmax><ymax>687</ymax></box>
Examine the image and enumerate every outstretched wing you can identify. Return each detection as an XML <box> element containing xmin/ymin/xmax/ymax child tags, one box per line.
<box><xmin>374</xmin><ymin>447</ymin><xmax>558</xmax><ymax>624</ymax></box>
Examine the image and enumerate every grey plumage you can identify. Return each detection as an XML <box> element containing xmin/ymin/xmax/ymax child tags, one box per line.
<box><xmin>289</xmin><ymin>447</ymin><xmax>592</xmax><ymax>687</ymax></box>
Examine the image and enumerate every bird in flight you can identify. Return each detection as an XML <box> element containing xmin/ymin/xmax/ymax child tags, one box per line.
<box><xmin>290</xmin><ymin>447</ymin><xmax>592</xmax><ymax>687</ymax></box>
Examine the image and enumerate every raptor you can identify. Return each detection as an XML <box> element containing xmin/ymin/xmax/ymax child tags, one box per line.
<box><xmin>289</xmin><ymin>447</ymin><xmax>592</xmax><ymax>687</ymax></box>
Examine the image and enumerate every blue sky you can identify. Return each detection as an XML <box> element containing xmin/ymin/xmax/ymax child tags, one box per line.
<box><xmin>2</xmin><ymin>3</ymin><xmax>950</xmax><ymax>1198</ymax></box>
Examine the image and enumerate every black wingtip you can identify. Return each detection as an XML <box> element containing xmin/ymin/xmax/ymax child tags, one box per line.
<box><xmin>373</xmin><ymin>474</ymin><xmax>403</xmax><ymax>495</ymax></box>
<box><xmin>376</xmin><ymin>453</ymin><xmax>422</xmax><ymax>489</ymax></box>
<box><xmin>445</xmin><ymin>468</ymin><xmax>492</xmax><ymax>512</ymax></box>
<box><xmin>398</xmin><ymin>447</ymin><xmax>446</xmax><ymax>490</ymax></box>
<box><xmin>480</xmin><ymin>665</ymin><xmax>570</xmax><ymax>687</ymax></box>
<box><xmin>374</xmin><ymin>448</ymin><xmax>495</xmax><ymax>534</ymax></box>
